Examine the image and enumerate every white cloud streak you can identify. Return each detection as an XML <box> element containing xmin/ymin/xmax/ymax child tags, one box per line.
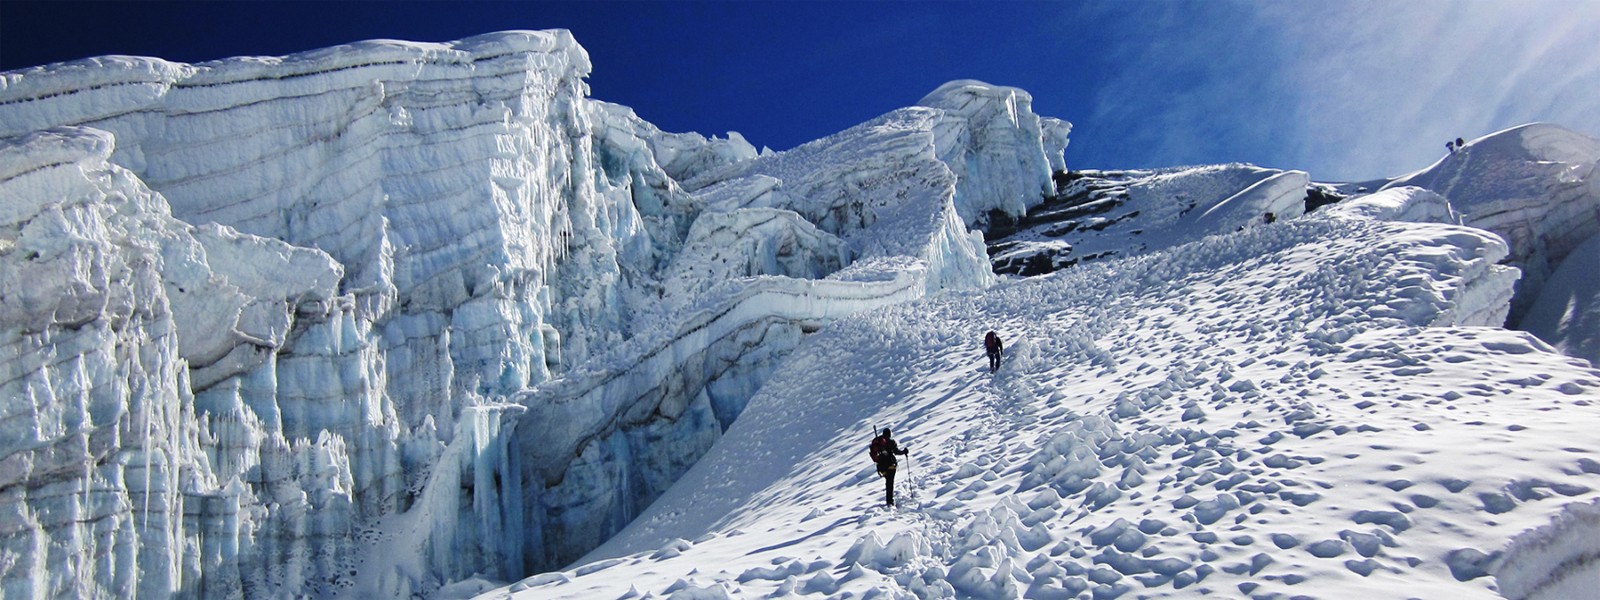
<box><xmin>1270</xmin><ymin>0</ymin><xmax>1600</xmax><ymax>180</ymax></box>
<box><xmin>1075</xmin><ymin>0</ymin><xmax>1600</xmax><ymax>181</ymax></box>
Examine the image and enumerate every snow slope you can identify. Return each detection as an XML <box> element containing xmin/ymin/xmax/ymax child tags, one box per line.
<box><xmin>489</xmin><ymin>207</ymin><xmax>1600</xmax><ymax>599</ymax></box>
<box><xmin>988</xmin><ymin>164</ymin><xmax>1311</xmax><ymax>276</ymax></box>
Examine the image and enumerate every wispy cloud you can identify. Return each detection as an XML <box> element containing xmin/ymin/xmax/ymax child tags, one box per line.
<box><xmin>1268</xmin><ymin>0</ymin><xmax>1600</xmax><ymax>180</ymax></box>
<box><xmin>1072</xmin><ymin>0</ymin><xmax>1600</xmax><ymax>181</ymax></box>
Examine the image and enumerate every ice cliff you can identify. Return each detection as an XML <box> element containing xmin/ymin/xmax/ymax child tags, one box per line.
<box><xmin>1383</xmin><ymin>124</ymin><xmax>1600</xmax><ymax>364</ymax></box>
<box><xmin>0</xmin><ymin>31</ymin><xmax>1065</xmax><ymax>597</ymax></box>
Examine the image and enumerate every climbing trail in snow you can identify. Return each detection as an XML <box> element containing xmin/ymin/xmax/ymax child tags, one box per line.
<box><xmin>493</xmin><ymin>214</ymin><xmax>1600</xmax><ymax>599</ymax></box>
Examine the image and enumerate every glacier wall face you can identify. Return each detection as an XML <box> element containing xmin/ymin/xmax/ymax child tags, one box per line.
<box><xmin>0</xmin><ymin>32</ymin><xmax>1067</xmax><ymax>597</ymax></box>
<box><xmin>0</xmin><ymin>127</ymin><xmax>352</xmax><ymax>598</ymax></box>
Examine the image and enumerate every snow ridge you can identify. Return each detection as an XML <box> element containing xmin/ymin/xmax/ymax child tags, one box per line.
<box><xmin>1385</xmin><ymin>123</ymin><xmax>1600</xmax><ymax>332</ymax></box>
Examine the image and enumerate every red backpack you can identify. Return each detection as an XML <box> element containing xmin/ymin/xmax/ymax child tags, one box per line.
<box><xmin>869</xmin><ymin>435</ymin><xmax>888</xmax><ymax>462</ymax></box>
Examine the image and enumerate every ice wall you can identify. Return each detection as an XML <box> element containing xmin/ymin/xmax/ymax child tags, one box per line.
<box><xmin>0</xmin><ymin>126</ymin><xmax>351</xmax><ymax>597</ymax></box>
<box><xmin>1520</xmin><ymin>233</ymin><xmax>1600</xmax><ymax>365</ymax></box>
<box><xmin>0</xmin><ymin>31</ymin><xmax>1067</xmax><ymax>598</ymax></box>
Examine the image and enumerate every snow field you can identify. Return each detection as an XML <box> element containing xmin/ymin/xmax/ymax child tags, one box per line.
<box><xmin>500</xmin><ymin>213</ymin><xmax>1600</xmax><ymax>599</ymax></box>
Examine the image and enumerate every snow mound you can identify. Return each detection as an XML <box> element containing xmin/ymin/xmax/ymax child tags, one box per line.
<box><xmin>1494</xmin><ymin>498</ymin><xmax>1600</xmax><ymax>600</ymax></box>
<box><xmin>1329</xmin><ymin>185</ymin><xmax>1456</xmax><ymax>224</ymax></box>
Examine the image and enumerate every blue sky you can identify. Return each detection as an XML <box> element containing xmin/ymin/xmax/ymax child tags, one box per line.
<box><xmin>2</xmin><ymin>1</ymin><xmax>1596</xmax><ymax>181</ymax></box>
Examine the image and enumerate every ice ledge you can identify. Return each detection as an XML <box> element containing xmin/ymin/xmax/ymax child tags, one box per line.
<box><xmin>916</xmin><ymin>79</ymin><xmax>1032</xmax><ymax>110</ymax></box>
<box><xmin>0</xmin><ymin>29</ymin><xmax>590</xmax><ymax>137</ymax></box>
<box><xmin>516</xmin><ymin>266</ymin><xmax>929</xmax><ymax>486</ymax></box>
<box><xmin>0</xmin><ymin>126</ymin><xmax>115</xmax><ymax>182</ymax></box>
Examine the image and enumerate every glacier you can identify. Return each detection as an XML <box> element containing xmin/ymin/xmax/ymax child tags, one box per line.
<box><xmin>0</xmin><ymin>31</ymin><xmax>1066</xmax><ymax>597</ymax></box>
<box><xmin>2</xmin><ymin>28</ymin><xmax>1599</xmax><ymax>600</ymax></box>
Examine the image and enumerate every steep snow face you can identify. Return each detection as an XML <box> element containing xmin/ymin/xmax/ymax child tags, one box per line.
<box><xmin>988</xmin><ymin>164</ymin><xmax>1309</xmax><ymax>275</ymax></box>
<box><xmin>499</xmin><ymin>93</ymin><xmax>1068</xmax><ymax>573</ymax></box>
<box><xmin>1384</xmin><ymin>123</ymin><xmax>1600</xmax><ymax>330</ymax></box>
<box><xmin>498</xmin><ymin>204</ymin><xmax>1600</xmax><ymax>600</ymax></box>
<box><xmin>1520</xmin><ymin>233</ymin><xmax>1600</xmax><ymax>366</ymax></box>
<box><xmin>0</xmin><ymin>32</ymin><xmax>1068</xmax><ymax>597</ymax></box>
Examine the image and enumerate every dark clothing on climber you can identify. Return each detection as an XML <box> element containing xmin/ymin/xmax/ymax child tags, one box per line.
<box><xmin>870</xmin><ymin>429</ymin><xmax>910</xmax><ymax>506</ymax></box>
<box><xmin>984</xmin><ymin>331</ymin><xmax>1003</xmax><ymax>372</ymax></box>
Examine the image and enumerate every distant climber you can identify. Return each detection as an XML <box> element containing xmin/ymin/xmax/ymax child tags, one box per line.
<box><xmin>1447</xmin><ymin>140</ymin><xmax>1456</xmax><ymax>153</ymax></box>
<box><xmin>870</xmin><ymin>428</ymin><xmax>910</xmax><ymax>506</ymax></box>
<box><xmin>1456</xmin><ymin>137</ymin><xmax>1465</xmax><ymax>150</ymax></box>
<box><xmin>1263</xmin><ymin>212</ymin><xmax>1276</xmax><ymax>224</ymax></box>
<box><xmin>984</xmin><ymin>330</ymin><xmax>1003</xmax><ymax>372</ymax></box>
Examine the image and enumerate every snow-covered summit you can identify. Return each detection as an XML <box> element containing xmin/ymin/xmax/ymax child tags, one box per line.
<box><xmin>1384</xmin><ymin>124</ymin><xmax>1600</xmax><ymax>300</ymax></box>
<box><xmin>1382</xmin><ymin>123</ymin><xmax>1600</xmax><ymax>363</ymax></box>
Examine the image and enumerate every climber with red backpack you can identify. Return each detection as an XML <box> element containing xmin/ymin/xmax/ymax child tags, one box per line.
<box><xmin>869</xmin><ymin>427</ymin><xmax>910</xmax><ymax>506</ymax></box>
<box><xmin>984</xmin><ymin>330</ymin><xmax>1003</xmax><ymax>372</ymax></box>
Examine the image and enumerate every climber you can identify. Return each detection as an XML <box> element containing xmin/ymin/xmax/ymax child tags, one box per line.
<box><xmin>1456</xmin><ymin>137</ymin><xmax>1465</xmax><ymax>150</ymax></box>
<box><xmin>984</xmin><ymin>330</ymin><xmax>1003</xmax><ymax>372</ymax></box>
<box><xmin>1447</xmin><ymin>140</ymin><xmax>1456</xmax><ymax>153</ymax></box>
<box><xmin>869</xmin><ymin>428</ymin><xmax>910</xmax><ymax>506</ymax></box>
